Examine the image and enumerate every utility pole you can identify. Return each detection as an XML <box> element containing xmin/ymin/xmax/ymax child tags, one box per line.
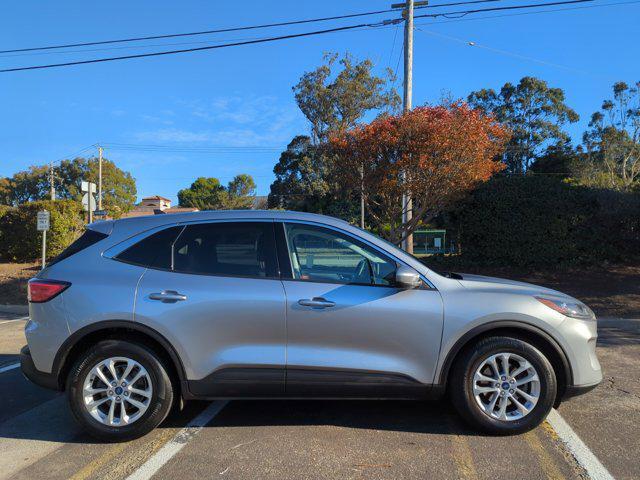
<box><xmin>392</xmin><ymin>0</ymin><xmax>425</xmax><ymax>253</ymax></box>
<box><xmin>97</xmin><ymin>145</ymin><xmax>103</xmax><ymax>211</ymax></box>
<box><xmin>49</xmin><ymin>161</ymin><xmax>55</xmax><ymax>201</ymax></box>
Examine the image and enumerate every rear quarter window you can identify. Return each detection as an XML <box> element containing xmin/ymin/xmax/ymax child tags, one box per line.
<box><xmin>115</xmin><ymin>226</ymin><xmax>184</xmax><ymax>269</ymax></box>
<box><xmin>48</xmin><ymin>229</ymin><xmax>108</xmax><ymax>267</ymax></box>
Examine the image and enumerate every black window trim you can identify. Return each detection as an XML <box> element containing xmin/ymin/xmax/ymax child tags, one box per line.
<box><xmin>113</xmin><ymin>219</ymin><xmax>281</xmax><ymax>281</ymax></box>
<box><xmin>276</xmin><ymin>220</ymin><xmax>434</xmax><ymax>290</ymax></box>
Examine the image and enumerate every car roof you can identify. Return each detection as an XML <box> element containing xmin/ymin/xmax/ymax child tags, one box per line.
<box><xmin>91</xmin><ymin>210</ymin><xmax>352</xmax><ymax>237</ymax></box>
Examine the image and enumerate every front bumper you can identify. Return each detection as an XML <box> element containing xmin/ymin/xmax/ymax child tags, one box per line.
<box><xmin>564</xmin><ymin>381</ymin><xmax>601</xmax><ymax>399</ymax></box>
<box><xmin>20</xmin><ymin>345</ymin><xmax>61</xmax><ymax>391</ymax></box>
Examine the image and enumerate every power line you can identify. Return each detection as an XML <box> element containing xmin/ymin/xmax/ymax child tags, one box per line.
<box><xmin>413</xmin><ymin>0</ymin><xmax>594</xmax><ymax>19</ymax></box>
<box><xmin>414</xmin><ymin>0</ymin><xmax>640</xmax><ymax>25</ymax></box>
<box><xmin>0</xmin><ymin>23</ymin><xmax>385</xmax><ymax>73</ymax></box>
<box><xmin>0</xmin><ymin>0</ymin><xmax>499</xmax><ymax>55</ymax></box>
<box><xmin>0</xmin><ymin>0</ymin><xmax>624</xmax><ymax>73</ymax></box>
<box><xmin>415</xmin><ymin>27</ymin><xmax>597</xmax><ymax>76</ymax></box>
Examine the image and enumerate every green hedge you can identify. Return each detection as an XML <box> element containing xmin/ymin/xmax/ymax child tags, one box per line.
<box><xmin>455</xmin><ymin>176</ymin><xmax>640</xmax><ymax>266</ymax></box>
<box><xmin>0</xmin><ymin>200</ymin><xmax>84</xmax><ymax>262</ymax></box>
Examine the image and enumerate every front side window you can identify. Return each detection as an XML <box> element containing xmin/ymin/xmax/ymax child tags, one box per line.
<box><xmin>173</xmin><ymin>222</ymin><xmax>277</xmax><ymax>278</ymax></box>
<box><xmin>283</xmin><ymin>223</ymin><xmax>397</xmax><ymax>286</ymax></box>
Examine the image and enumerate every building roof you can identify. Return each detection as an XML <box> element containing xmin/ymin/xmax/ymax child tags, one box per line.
<box><xmin>163</xmin><ymin>207</ymin><xmax>199</xmax><ymax>214</ymax></box>
<box><xmin>141</xmin><ymin>195</ymin><xmax>171</xmax><ymax>202</ymax></box>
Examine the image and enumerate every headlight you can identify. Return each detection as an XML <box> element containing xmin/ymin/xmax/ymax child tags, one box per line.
<box><xmin>535</xmin><ymin>296</ymin><xmax>595</xmax><ymax>320</ymax></box>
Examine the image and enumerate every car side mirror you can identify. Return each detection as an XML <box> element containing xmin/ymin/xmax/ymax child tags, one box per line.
<box><xmin>395</xmin><ymin>265</ymin><xmax>422</xmax><ymax>289</ymax></box>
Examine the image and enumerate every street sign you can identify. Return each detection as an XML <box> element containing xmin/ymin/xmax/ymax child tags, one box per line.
<box><xmin>93</xmin><ymin>209</ymin><xmax>108</xmax><ymax>217</ymax></box>
<box><xmin>81</xmin><ymin>181</ymin><xmax>96</xmax><ymax>193</ymax></box>
<box><xmin>36</xmin><ymin>210</ymin><xmax>50</xmax><ymax>231</ymax></box>
<box><xmin>82</xmin><ymin>193</ymin><xmax>96</xmax><ymax>212</ymax></box>
<box><xmin>37</xmin><ymin>210</ymin><xmax>50</xmax><ymax>269</ymax></box>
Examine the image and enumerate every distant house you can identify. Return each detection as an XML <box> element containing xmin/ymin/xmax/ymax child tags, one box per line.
<box><xmin>122</xmin><ymin>195</ymin><xmax>199</xmax><ymax>218</ymax></box>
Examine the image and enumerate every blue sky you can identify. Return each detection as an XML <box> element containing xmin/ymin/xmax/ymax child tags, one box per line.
<box><xmin>1</xmin><ymin>0</ymin><xmax>638</xmax><ymax>202</ymax></box>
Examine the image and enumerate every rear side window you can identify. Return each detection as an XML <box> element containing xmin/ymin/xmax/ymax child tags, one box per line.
<box><xmin>173</xmin><ymin>222</ymin><xmax>277</xmax><ymax>277</ymax></box>
<box><xmin>48</xmin><ymin>229</ymin><xmax>108</xmax><ymax>266</ymax></box>
<box><xmin>116</xmin><ymin>226</ymin><xmax>183</xmax><ymax>269</ymax></box>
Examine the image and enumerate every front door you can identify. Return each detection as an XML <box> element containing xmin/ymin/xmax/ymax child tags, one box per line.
<box><xmin>133</xmin><ymin>220</ymin><xmax>286</xmax><ymax>397</ymax></box>
<box><xmin>278</xmin><ymin>222</ymin><xmax>444</xmax><ymax>397</ymax></box>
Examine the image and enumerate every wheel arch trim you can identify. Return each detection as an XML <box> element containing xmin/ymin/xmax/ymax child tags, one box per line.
<box><xmin>436</xmin><ymin>320</ymin><xmax>573</xmax><ymax>388</ymax></box>
<box><xmin>52</xmin><ymin>320</ymin><xmax>187</xmax><ymax>391</ymax></box>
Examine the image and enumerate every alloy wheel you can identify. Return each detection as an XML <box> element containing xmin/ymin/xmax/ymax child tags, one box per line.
<box><xmin>472</xmin><ymin>352</ymin><xmax>540</xmax><ymax>421</ymax></box>
<box><xmin>82</xmin><ymin>357</ymin><xmax>153</xmax><ymax>427</ymax></box>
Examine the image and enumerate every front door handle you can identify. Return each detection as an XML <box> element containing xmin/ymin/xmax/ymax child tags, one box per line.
<box><xmin>149</xmin><ymin>290</ymin><xmax>187</xmax><ymax>303</ymax></box>
<box><xmin>298</xmin><ymin>297</ymin><xmax>335</xmax><ymax>309</ymax></box>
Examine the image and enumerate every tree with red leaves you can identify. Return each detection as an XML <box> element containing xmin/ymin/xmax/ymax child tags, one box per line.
<box><xmin>329</xmin><ymin>102</ymin><xmax>510</xmax><ymax>245</ymax></box>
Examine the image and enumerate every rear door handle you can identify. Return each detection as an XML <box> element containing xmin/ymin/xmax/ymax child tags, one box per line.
<box><xmin>298</xmin><ymin>297</ymin><xmax>335</xmax><ymax>309</ymax></box>
<box><xmin>149</xmin><ymin>290</ymin><xmax>187</xmax><ymax>303</ymax></box>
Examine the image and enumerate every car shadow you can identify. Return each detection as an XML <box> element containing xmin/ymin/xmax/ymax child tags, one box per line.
<box><xmin>0</xmin><ymin>395</ymin><xmax>480</xmax><ymax>445</ymax></box>
<box><xmin>204</xmin><ymin>399</ymin><xmax>478</xmax><ymax>437</ymax></box>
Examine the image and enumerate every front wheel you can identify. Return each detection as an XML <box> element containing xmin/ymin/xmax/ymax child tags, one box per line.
<box><xmin>450</xmin><ymin>336</ymin><xmax>557</xmax><ymax>435</ymax></box>
<box><xmin>66</xmin><ymin>340</ymin><xmax>174</xmax><ymax>442</ymax></box>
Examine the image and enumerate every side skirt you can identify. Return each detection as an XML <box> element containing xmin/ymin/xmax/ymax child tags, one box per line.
<box><xmin>184</xmin><ymin>367</ymin><xmax>438</xmax><ymax>400</ymax></box>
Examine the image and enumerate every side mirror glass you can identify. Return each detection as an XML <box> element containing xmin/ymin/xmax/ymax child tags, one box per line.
<box><xmin>395</xmin><ymin>265</ymin><xmax>422</xmax><ymax>289</ymax></box>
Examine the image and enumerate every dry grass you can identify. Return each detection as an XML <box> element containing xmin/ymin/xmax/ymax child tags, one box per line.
<box><xmin>0</xmin><ymin>261</ymin><xmax>39</xmax><ymax>305</ymax></box>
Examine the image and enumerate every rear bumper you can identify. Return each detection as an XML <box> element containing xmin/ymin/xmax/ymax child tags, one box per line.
<box><xmin>20</xmin><ymin>345</ymin><xmax>60</xmax><ymax>391</ymax></box>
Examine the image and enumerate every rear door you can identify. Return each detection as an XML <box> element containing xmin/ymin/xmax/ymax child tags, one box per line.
<box><xmin>277</xmin><ymin>221</ymin><xmax>444</xmax><ymax>397</ymax></box>
<box><xmin>130</xmin><ymin>220</ymin><xmax>286</xmax><ymax>397</ymax></box>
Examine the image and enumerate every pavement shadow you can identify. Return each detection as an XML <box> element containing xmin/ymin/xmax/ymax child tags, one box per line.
<box><xmin>597</xmin><ymin>325</ymin><xmax>640</xmax><ymax>347</ymax></box>
<box><xmin>206</xmin><ymin>399</ymin><xmax>479</xmax><ymax>437</ymax></box>
<box><xmin>0</xmin><ymin>353</ymin><xmax>19</xmax><ymax>365</ymax></box>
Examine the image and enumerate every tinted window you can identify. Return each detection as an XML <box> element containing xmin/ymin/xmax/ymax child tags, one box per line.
<box><xmin>116</xmin><ymin>226</ymin><xmax>183</xmax><ymax>269</ymax></box>
<box><xmin>173</xmin><ymin>222</ymin><xmax>277</xmax><ymax>277</ymax></box>
<box><xmin>284</xmin><ymin>223</ymin><xmax>397</xmax><ymax>286</ymax></box>
<box><xmin>48</xmin><ymin>229</ymin><xmax>108</xmax><ymax>266</ymax></box>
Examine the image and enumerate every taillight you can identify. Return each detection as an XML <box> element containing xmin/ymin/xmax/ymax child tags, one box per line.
<box><xmin>28</xmin><ymin>279</ymin><xmax>71</xmax><ymax>303</ymax></box>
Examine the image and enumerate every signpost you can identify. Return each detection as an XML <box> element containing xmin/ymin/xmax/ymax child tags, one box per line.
<box><xmin>81</xmin><ymin>180</ymin><xmax>97</xmax><ymax>223</ymax></box>
<box><xmin>37</xmin><ymin>210</ymin><xmax>50</xmax><ymax>269</ymax></box>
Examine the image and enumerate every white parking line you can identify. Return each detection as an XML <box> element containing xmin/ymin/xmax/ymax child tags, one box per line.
<box><xmin>0</xmin><ymin>363</ymin><xmax>20</xmax><ymax>374</ymax></box>
<box><xmin>126</xmin><ymin>400</ymin><xmax>229</xmax><ymax>480</ymax></box>
<box><xmin>0</xmin><ymin>316</ymin><xmax>28</xmax><ymax>325</ymax></box>
<box><xmin>547</xmin><ymin>408</ymin><xmax>615</xmax><ymax>480</ymax></box>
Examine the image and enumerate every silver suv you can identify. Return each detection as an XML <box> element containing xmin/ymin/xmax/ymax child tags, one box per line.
<box><xmin>21</xmin><ymin>210</ymin><xmax>602</xmax><ymax>441</ymax></box>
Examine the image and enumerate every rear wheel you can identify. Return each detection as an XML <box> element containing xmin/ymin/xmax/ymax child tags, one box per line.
<box><xmin>450</xmin><ymin>336</ymin><xmax>556</xmax><ymax>435</ymax></box>
<box><xmin>66</xmin><ymin>340</ymin><xmax>174</xmax><ymax>442</ymax></box>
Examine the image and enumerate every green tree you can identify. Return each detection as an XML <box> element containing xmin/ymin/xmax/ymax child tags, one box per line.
<box><xmin>55</xmin><ymin>157</ymin><xmax>137</xmax><ymax>218</ymax></box>
<box><xmin>268</xmin><ymin>136</ymin><xmax>327</xmax><ymax>211</ymax></box>
<box><xmin>293</xmin><ymin>53</ymin><xmax>400</xmax><ymax>144</ymax></box>
<box><xmin>582</xmin><ymin>81</ymin><xmax>640</xmax><ymax>189</ymax></box>
<box><xmin>270</xmin><ymin>53</ymin><xmax>399</xmax><ymax>219</ymax></box>
<box><xmin>225</xmin><ymin>174</ymin><xmax>257</xmax><ymax>209</ymax></box>
<box><xmin>178</xmin><ymin>174</ymin><xmax>256</xmax><ymax>210</ymax></box>
<box><xmin>529</xmin><ymin>142</ymin><xmax>583</xmax><ymax>178</ymax></box>
<box><xmin>3</xmin><ymin>157</ymin><xmax>137</xmax><ymax>217</ymax></box>
<box><xmin>4</xmin><ymin>165</ymin><xmax>49</xmax><ymax>204</ymax></box>
<box><xmin>0</xmin><ymin>178</ymin><xmax>10</xmax><ymax>205</ymax></box>
<box><xmin>468</xmin><ymin>76</ymin><xmax>579</xmax><ymax>173</ymax></box>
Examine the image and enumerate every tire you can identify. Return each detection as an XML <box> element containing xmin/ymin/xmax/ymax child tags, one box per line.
<box><xmin>66</xmin><ymin>339</ymin><xmax>174</xmax><ymax>442</ymax></box>
<box><xmin>450</xmin><ymin>336</ymin><xmax>556</xmax><ymax>435</ymax></box>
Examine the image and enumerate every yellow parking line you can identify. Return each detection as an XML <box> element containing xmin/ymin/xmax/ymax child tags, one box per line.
<box><xmin>524</xmin><ymin>428</ymin><xmax>566</xmax><ymax>480</ymax></box>
<box><xmin>68</xmin><ymin>441</ymin><xmax>131</xmax><ymax>480</ymax></box>
<box><xmin>449</xmin><ymin>433</ymin><xmax>479</xmax><ymax>480</ymax></box>
<box><xmin>68</xmin><ymin>428</ymin><xmax>176</xmax><ymax>480</ymax></box>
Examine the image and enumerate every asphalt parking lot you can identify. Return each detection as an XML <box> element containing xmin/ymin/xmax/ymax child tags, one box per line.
<box><xmin>0</xmin><ymin>312</ymin><xmax>638</xmax><ymax>480</ymax></box>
